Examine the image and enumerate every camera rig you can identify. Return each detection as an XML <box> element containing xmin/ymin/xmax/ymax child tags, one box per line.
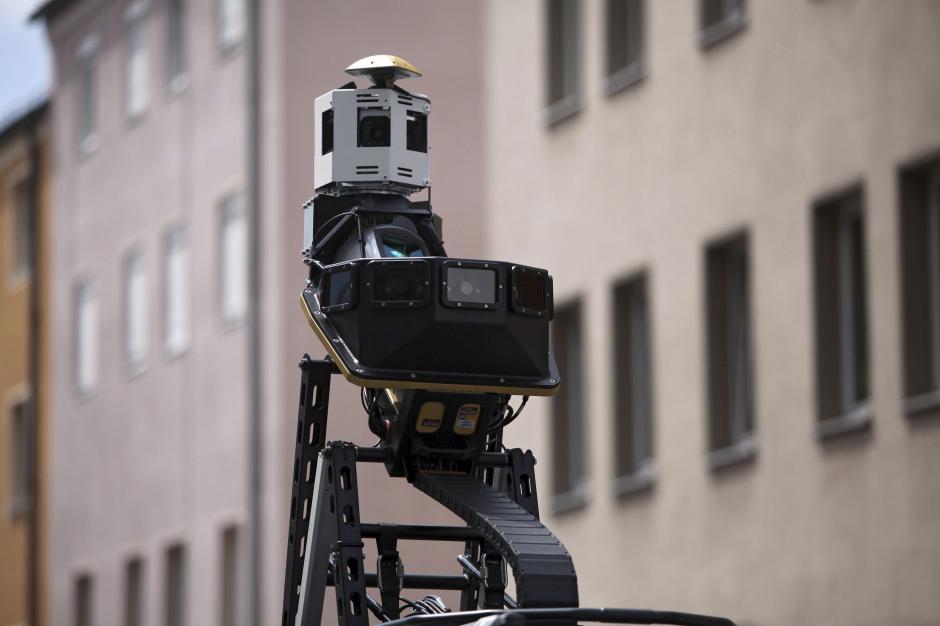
<box><xmin>281</xmin><ymin>56</ymin><xmax>735</xmax><ymax>626</ymax></box>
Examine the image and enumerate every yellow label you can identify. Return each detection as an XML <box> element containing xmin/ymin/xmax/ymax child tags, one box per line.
<box><xmin>454</xmin><ymin>403</ymin><xmax>481</xmax><ymax>435</ymax></box>
<box><xmin>416</xmin><ymin>401</ymin><xmax>445</xmax><ymax>433</ymax></box>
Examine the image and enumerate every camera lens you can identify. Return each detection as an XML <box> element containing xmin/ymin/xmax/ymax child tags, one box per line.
<box><xmin>371</xmin><ymin>263</ymin><xmax>428</xmax><ymax>304</ymax></box>
<box><xmin>358</xmin><ymin>112</ymin><xmax>391</xmax><ymax>147</ymax></box>
<box><xmin>446</xmin><ymin>267</ymin><xmax>497</xmax><ymax>305</ymax></box>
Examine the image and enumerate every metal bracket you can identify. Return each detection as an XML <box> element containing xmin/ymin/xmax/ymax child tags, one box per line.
<box><xmin>281</xmin><ymin>355</ymin><xmax>332</xmax><ymax>625</ymax></box>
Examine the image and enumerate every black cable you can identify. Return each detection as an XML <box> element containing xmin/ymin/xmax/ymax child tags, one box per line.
<box><xmin>498</xmin><ymin>396</ymin><xmax>529</xmax><ymax>430</ymax></box>
<box><xmin>310</xmin><ymin>210</ymin><xmax>358</xmax><ymax>248</ymax></box>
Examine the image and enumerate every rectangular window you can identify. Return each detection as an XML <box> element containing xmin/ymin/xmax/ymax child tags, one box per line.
<box><xmin>9</xmin><ymin>177</ymin><xmax>33</xmax><ymax>285</ymax></box>
<box><xmin>75</xmin><ymin>574</ymin><xmax>93</xmax><ymax>626</ymax></box>
<box><xmin>219</xmin><ymin>194</ymin><xmax>247</xmax><ymax>325</ymax></box>
<box><xmin>545</xmin><ymin>0</ymin><xmax>581</xmax><ymax>125</ymax></box>
<box><xmin>217</xmin><ymin>0</ymin><xmax>245</xmax><ymax>52</ymax></box>
<box><xmin>219</xmin><ymin>526</ymin><xmax>239</xmax><ymax>626</ymax></box>
<box><xmin>551</xmin><ymin>301</ymin><xmax>586</xmax><ymax>512</ymax></box>
<box><xmin>900</xmin><ymin>157</ymin><xmax>940</xmax><ymax>416</ymax></box>
<box><xmin>705</xmin><ymin>234</ymin><xmax>755</xmax><ymax>467</ymax></box>
<box><xmin>166</xmin><ymin>0</ymin><xmax>188</xmax><ymax>91</ymax></box>
<box><xmin>164</xmin><ymin>226</ymin><xmax>191</xmax><ymax>357</ymax></box>
<box><xmin>700</xmin><ymin>0</ymin><xmax>746</xmax><ymax>48</ymax></box>
<box><xmin>124</xmin><ymin>2</ymin><xmax>150</xmax><ymax>119</ymax></box>
<box><xmin>124</xmin><ymin>557</ymin><xmax>144</xmax><ymax>626</ymax></box>
<box><xmin>813</xmin><ymin>187</ymin><xmax>871</xmax><ymax>437</ymax></box>
<box><xmin>7</xmin><ymin>394</ymin><xmax>32</xmax><ymax>518</ymax></box>
<box><xmin>605</xmin><ymin>0</ymin><xmax>644</xmax><ymax>95</ymax></box>
<box><xmin>612</xmin><ymin>274</ymin><xmax>654</xmax><ymax>493</ymax></box>
<box><xmin>76</xmin><ymin>34</ymin><xmax>99</xmax><ymax>154</ymax></box>
<box><xmin>165</xmin><ymin>543</ymin><xmax>186</xmax><ymax>626</ymax></box>
<box><xmin>124</xmin><ymin>250</ymin><xmax>149</xmax><ymax>374</ymax></box>
<box><xmin>74</xmin><ymin>280</ymin><xmax>98</xmax><ymax>396</ymax></box>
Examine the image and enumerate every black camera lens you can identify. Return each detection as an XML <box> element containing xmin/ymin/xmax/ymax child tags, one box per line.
<box><xmin>406</xmin><ymin>112</ymin><xmax>427</xmax><ymax>153</ymax></box>
<box><xmin>371</xmin><ymin>264</ymin><xmax>428</xmax><ymax>303</ymax></box>
<box><xmin>358</xmin><ymin>112</ymin><xmax>391</xmax><ymax>147</ymax></box>
<box><xmin>446</xmin><ymin>267</ymin><xmax>497</xmax><ymax>305</ymax></box>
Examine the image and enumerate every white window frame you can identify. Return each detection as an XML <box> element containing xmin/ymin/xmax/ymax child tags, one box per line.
<box><xmin>218</xmin><ymin>194</ymin><xmax>247</xmax><ymax>326</ymax></box>
<box><xmin>5</xmin><ymin>167</ymin><xmax>33</xmax><ymax>290</ymax></box>
<box><xmin>164</xmin><ymin>225</ymin><xmax>191</xmax><ymax>358</ymax></box>
<box><xmin>611</xmin><ymin>275</ymin><xmax>656</xmax><ymax>497</ymax></box>
<box><xmin>836</xmin><ymin>202</ymin><xmax>868</xmax><ymax>417</ymax></box>
<box><xmin>603</xmin><ymin>0</ymin><xmax>645</xmax><ymax>96</ymax></box>
<box><xmin>166</xmin><ymin>0</ymin><xmax>189</xmax><ymax>93</ymax></box>
<box><xmin>217</xmin><ymin>0</ymin><xmax>246</xmax><ymax>54</ymax></box>
<box><xmin>74</xmin><ymin>279</ymin><xmax>98</xmax><ymax>398</ymax></box>
<box><xmin>5</xmin><ymin>385</ymin><xmax>32</xmax><ymax>519</ymax></box>
<box><xmin>123</xmin><ymin>248</ymin><xmax>150</xmax><ymax>375</ymax></box>
<box><xmin>75</xmin><ymin>33</ymin><xmax>100</xmax><ymax>155</ymax></box>
<box><xmin>700</xmin><ymin>0</ymin><xmax>747</xmax><ymax>49</ymax></box>
<box><xmin>124</xmin><ymin>1</ymin><xmax>151</xmax><ymax>121</ymax></box>
<box><xmin>545</xmin><ymin>0</ymin><xmax>581</xmax><ymax>126</ymax></box>
<box><xmin>928</xmin><ymin>166</ymin><xmax>940</xmax><ymax>393</ymax></box>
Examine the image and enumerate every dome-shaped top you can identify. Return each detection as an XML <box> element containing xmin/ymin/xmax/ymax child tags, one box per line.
<box><xmin>345</xmin><ymin>55</ymin><xmax>421</xmax><ymax>86</ymax></box>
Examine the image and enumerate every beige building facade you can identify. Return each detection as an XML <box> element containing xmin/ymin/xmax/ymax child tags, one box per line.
<box><xmin>483</xmin><ymin>1</ymin><xmax>940</xmax><ymax>625</ymax></box>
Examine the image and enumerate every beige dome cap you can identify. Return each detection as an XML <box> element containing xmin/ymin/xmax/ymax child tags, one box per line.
<box><xmin>345</xmin><ymin>55</ymin><xmax>422</xmax><ymax>86</ymax></box>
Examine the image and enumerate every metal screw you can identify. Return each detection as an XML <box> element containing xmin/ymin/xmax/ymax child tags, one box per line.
<box><xmin>550</xmin><ymin>379</ymin><xmax>556</xmax><ymax>383</ymax></box>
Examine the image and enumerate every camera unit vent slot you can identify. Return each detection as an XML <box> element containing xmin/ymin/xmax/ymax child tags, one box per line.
<box><xmin>397</xmin><ymin>96</ymin><xmax>414</xmax><ymax>106</ymax></box>
<box><xmin>397</xmin><ymin>167</ymin><xmax>414</xmax><ymax>178</ymax></box>
<box><xmin>357</xmin><ymin>93</ymin><xmax>380</xmax><ymax>104</ymax></box>
<box><xmin>356</xmin><ymin>165</ymin><xmax>380</xmax><ymax>175</ymax></box>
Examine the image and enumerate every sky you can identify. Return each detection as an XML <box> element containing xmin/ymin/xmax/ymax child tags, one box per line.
<box><xmin>0</xmin><ymin>0</ymin><xmax>49</xmax><ymax>127</ymax></box>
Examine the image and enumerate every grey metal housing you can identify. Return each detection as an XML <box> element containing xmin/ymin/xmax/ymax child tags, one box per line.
<box><xmin>314</xmin><ymin>86</ymin><xmax>431</xmax><ymax>195</ymax></box>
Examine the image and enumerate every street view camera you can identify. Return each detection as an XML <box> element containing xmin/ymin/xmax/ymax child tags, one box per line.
<box><xmin>282</xmin><ymin>55</ymin><xmax>735</xmax><ymax>626</ymax></box>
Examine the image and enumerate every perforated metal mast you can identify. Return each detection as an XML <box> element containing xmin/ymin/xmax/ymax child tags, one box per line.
<box><xmin>281</xmin><ymin>56</ymin><xmax>736</xmax><ymax>626</ymax></box>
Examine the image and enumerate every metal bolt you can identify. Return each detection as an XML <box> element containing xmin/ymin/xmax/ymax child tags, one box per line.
<box><xmin>550</xmin><ymin>379</ymin><xmax>556</xmax><ymax>383</ymax></box>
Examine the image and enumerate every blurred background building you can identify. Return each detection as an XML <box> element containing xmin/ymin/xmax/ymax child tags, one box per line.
<box><xmin>0</xmin><ymin>0</ymin><xmax>936</xmax><ymax>625</ymax></box>
<box><xmin>0</xmin><ymin>99</ymin><xmax>50</xmax><ymax>626</ymax></box>
<box><xmin>29</xmin><ymin>0</ymin><xmax>482</xmax><ymax>625</ymax></box>
<box><xmin>483</xmin><ymin>1</ymin><xmax>940</xmax><ymax>625</ymax></box>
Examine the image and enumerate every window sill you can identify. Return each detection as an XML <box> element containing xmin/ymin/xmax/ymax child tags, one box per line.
<box><xmin>164</xmin><ymin>344</ymin><xmax>190</xmax><ymax>362</ymax></box>
<box><xmin>78</xmin><ymin>134</ymin><xmax>100</xmax><ymax>160</ymax></box>
<box><xmin>904</xmin><ymin>389</ymin><xmax>940</xmax><ymax>418</ymax></box>
<box><xmin>700</xmin><ymin>13</ymin><xmax>748</xmax><ymax>50</ymax></box>
<box><xmin>168</xmin><ymin>73</ymin><xmax>190</xmax><ymax>98</ymax></box>
<box><xmin>544</xmin><ymin>94</ymin><xmax>581</xmax><ymax>128</ymax></box>
<box><xmin>5</xmin><ymin>269</ymin><xmax>31</xmax><ymax>294</ymax></box>
<box><xmin>611</xmin><ymin>463</ymin><xmax>655</xmax><ymax>499</ymax></box>
<box><xmin>126</xmin><ymin>359</ymin><xmax>149</xmax><ymax>380</ymax></box>
<box><xmin>217</xmin><ymin>38</ymin><xmax>245</xmax><ymax>63</ymax></box>
<box><xmin>817</xmin><ymin>404</ymin><xmax>872</xmax><ymax>440</ymax></box>
<box><xmin>603</xmin><ymin>63</ymin><xmax>645</xmax><ymax>98</ymax></box>
<box><xmin>550</xmin><ymin>483</ymin><xmax>590</xmax><ymax>516</ymax></box>
<box><xmin>125</xmin><ymin>107</ymin><xmax>149</xmax><ymax>129</ymax></box>
<box><xmin>707</xmin><ymin>435</ymin><xmax>757</xmax><ymax>471</ymax></box>
<box><xmin>7</xmin><ymin>499</ymin><xmax>29</xmax><ymax>521</ymax></box>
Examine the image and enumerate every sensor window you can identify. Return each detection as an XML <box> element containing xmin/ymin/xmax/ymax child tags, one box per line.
<box><xmin>446</xmin><ymin>267</ymin><xmax>497</xmax><ymax>305</ymax></box>
<box><xmin>511</xmin><ymin>267</ymin><xmax>547</xmax><ymax>315</ymax></box>
<box><xmin>370</xmin><ymin>262</ymin><xmax>429</xmax><ymax>305</ymax></box>
<box><xmin>381</xmin><ymin>235</ymin><xmax>425</xmax><ymax>259</ymax></box>
<box><xmin>406</xmin><ymin>111</ymin><xmax>428</xmax><ymax>153</ymax></box>
<box><xmin>358</xmin><ymin>110</ymin><xmax>391</xmax><ymax>147</ymax></box>
<box><xmin>321</xmin><ymin>109</ymin><xmax>334</xmax><ymax>155</ymax></box>
<box><xmin>325</xmin><ymin>268</ymin><xmax>355</xmax><ymax>309</ymax></box>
